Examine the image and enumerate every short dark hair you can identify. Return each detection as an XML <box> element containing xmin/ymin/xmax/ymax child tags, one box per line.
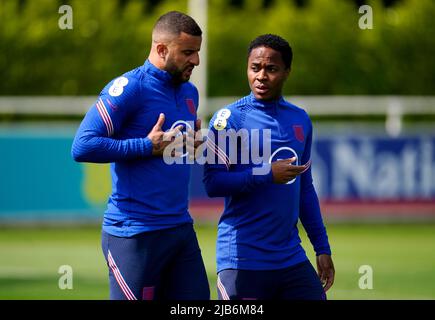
<box><xmin>153</xmin><ymin>11</ymin><xmax>202</xmax><ymax>37</ymax></box>
<box><xmin>248</xmin><ymin>34</ymin><xmax>293</xmax><ymax>69</ymax></box>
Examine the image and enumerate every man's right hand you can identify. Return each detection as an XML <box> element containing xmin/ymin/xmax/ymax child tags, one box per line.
<box><xmin>147</xmin><ymin>113</ymin><xmax>184</xmax><ymax>156</ymax></box>
<box><xmin>271</xmin><ymin>157</ymin><xmax>311</xmax><ymax>184</ymax></box>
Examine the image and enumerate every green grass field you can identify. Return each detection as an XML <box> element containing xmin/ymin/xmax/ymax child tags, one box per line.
<box><xmin>0</xmin><ymin>223</ymin><xmax>434</xmax><ymax>300</ymax></box>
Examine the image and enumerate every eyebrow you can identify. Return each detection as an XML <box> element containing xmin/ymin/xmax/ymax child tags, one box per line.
<box><xmin>250</xmin><ymin>62</ymin><xmax>279</xmax><ymax>67</ymax></box>
<box><xmin>182</xmin><ymin>48</ymin><xmax>200</xmax><ymax>52</ymax></box>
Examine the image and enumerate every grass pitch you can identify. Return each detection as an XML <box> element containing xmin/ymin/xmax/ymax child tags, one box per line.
<box><xmin>0</xmin><ymin>223</ymin><xmax>434</xmax><ymax>300</ymax></box>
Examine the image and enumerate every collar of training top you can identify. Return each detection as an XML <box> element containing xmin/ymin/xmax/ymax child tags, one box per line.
<box><xmin>248</xmin><ymin>91</ymin><xmax>285</xmax><ymax>109</ymax></box>
<box><xmin>143</xmin><ymin>59</ymin><xmax>173</xmax><ymax>85</ymax></box>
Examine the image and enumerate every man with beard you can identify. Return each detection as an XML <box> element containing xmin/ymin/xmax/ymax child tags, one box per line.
<box><xmin>72</xmin><ymin>11</ymin><xmax>209</xmax><ymax>300</ymax></box>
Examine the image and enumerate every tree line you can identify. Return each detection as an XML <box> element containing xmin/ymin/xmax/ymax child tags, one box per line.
<box><xmin>1</xmin><ymin>0</ymin><xmax>434</xmax><ymax>96</ymax></box>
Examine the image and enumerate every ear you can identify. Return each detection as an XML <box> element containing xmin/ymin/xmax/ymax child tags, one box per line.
<box><xmin>156</xmin><ymin>43</ymin><xmax>168</xmax><ymax>60</ymax></box>
<box><xmin>285</xmin><ymin>67</ymin><xmax>291</xmax><ymax>79</ymax></box>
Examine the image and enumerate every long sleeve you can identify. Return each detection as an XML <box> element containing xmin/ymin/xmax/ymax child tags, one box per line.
<box><xmin>299</xmin><ymin>119</ymin><xmax>332</xmax><ymax>256</ymax></box>
<box><xmin>71</xmin><ymin>76</ymin><xmax>153</xmax><ymax>163</ymax></box>
<box><xmin>203</xmin><ymin>109</ymin><xmax>273</xmax><ymax>197</ymax></box>
<box><xmin>203</xmin><ymin>164</ymin><xmax>273</xmax><ymax>197</ymax></box>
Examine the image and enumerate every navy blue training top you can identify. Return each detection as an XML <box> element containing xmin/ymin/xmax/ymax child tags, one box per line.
<box><xmin>72</xmin><ymin>60</ymin><xmax>198</xmax><ymax>237</ymax></box>
<box><xmin>204</xmin><ymin>93</ymin><xmax>331</xmax><ymax>272</ymax></box>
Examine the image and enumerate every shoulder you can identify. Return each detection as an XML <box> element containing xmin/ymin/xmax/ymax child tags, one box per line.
<box><xmin>210</xmin><ymin>95</ymin><xmax>251</xmax><ymax>131</ymax></box>
<box><xmin>281</xmin><ymin>98</ymin><xmax>312</xmax><ymax>125</ymax></box>
<box><xmin>214</xmin><ymin>95</ymin><xmax>251</xmax><ymax>120</ymax></box>
<box><xmin>100</xmin><ymin>67</ymin><xmax>143</xmax><ymax>99</ymax></box>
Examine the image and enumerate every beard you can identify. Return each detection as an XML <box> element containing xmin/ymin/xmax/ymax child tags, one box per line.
<box><xmin>165</xmin><ymin>58</ymin><xmax>192</xmax><ymax>85</ymax></box>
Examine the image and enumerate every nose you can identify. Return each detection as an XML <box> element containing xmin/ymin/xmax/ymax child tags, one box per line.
<box><xmin>190</xmin><ymin>52</ymin><xmax>200</xmax><ymax>66</ymax></box>
<box><xmin>256</xmin><ymin>69</ymin><xmax>267</xmax><ymax>81</ymax></box>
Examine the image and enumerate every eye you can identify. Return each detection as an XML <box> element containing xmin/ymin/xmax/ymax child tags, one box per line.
<box><xmin>184</xmin><ymin>50</ymin><xmax>193</xmax><ymax>56</ymax></box>
<box><xmin>251</xmin><ymin>65</ymin><xmax>259</xmax><ymax>72</ymax></box>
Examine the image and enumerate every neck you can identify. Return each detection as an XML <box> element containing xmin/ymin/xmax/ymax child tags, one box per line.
<box><xmin>252</xmin><ymin>92</ymin><xmax>282</xmax><ymax>103</ymax></box>
<box><xmin>148</xmin><ymin>50</ymin><xmax>166</xmax><ymax>71</ymax></box>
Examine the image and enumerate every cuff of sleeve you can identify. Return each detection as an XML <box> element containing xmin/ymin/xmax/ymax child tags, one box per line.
<box><xmin>315</xmin><ymin>246</ymin><xmax>332</xmax><ymax>256</ymax></box>
<box><xmin>142</xmin><ymin>137</ymin><xmax>153</xmax><ymax>157</ymax></box>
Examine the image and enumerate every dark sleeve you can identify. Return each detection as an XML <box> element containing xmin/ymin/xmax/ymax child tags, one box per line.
<box><xmin>299</xmin><ymin>118</ymin><xmax>332</xmax><ymax>256</ymax></box>
<box><xmin>71</xmin><ymin>76</ymin><xmax>153</xmax><ymax>163</ymax></box>
<box><xmin>203</xmin><ymin>109</ymin><xmax>273</xmax><ymax>197</ymax></box>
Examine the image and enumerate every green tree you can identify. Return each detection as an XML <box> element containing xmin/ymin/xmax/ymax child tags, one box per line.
<box><xmin>0</xmin><ymin>0</ymin><xmax>434</xmax><ymax>96</ymax></box>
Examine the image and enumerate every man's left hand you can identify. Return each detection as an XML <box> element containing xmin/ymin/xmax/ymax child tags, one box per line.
<box><xmin>316</xmin><ymin>254</ymin><xmax>335</xmax><ymax>292</ymax></box>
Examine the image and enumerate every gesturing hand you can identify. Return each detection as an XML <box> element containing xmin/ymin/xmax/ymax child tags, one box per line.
<box><xmin>271</xmin><ymin>157</ymin><xmax>311</xmax><ymax>184</ymax></box>
<box><xmin>147</xmin><ymin>113</ymin><xmax>184</xmax><ymax>156</ymax></box>
<box><xmin>186</xmin><ymin>119</ymin><xmax>204</xmax><ymax>161</ymax></box>
<box><xmin>316</xmin><ymin>254</ymin><xmax>335</xmax><ymax>292</ymax></box>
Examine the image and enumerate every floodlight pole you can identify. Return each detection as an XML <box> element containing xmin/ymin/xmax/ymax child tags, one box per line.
<box><xmin>188</xmin><ymin>0</ymin><xmax>208</xmax><ymax>124</ymax></box>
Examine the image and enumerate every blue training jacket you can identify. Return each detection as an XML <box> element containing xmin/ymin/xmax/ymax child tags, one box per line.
<box><xmin>203</xmin><ymin>92</ymin><xmax>331</xmax><ymax>272</ymax></box>
<box><xmin>72</xmin><ymin>60</ymin><xmax>198</xmax><ymax>237</ymax></box>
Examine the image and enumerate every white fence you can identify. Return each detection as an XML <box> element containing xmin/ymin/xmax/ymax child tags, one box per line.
<box><xmin>0</xmin><ymin>96</ymin><xmax>434</xmax><ymax>136</ymax></box>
